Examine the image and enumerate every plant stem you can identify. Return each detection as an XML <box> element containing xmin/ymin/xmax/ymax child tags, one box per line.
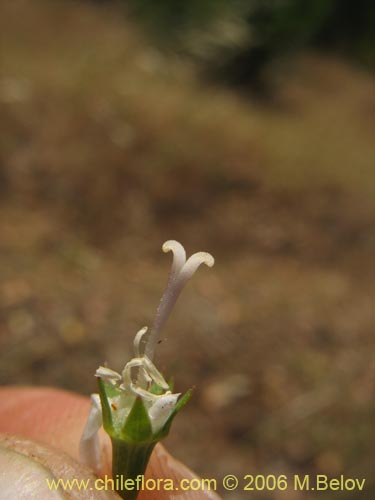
<box><xmin>111</xmin><ymin>438</ymin><xmax>156</xmax><ymax>500</ymax></box>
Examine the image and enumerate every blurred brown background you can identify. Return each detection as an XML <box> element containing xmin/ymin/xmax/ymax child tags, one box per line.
<box><xmin>0</xmin><ymin>1</ymin><xmax>374</xmax><ymax>499</ymax></box>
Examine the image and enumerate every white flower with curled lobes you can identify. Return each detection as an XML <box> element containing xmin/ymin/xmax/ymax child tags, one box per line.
<box><xmin>145</xmin><ymin>240</ymin><xmax>215</xmax><ymax>360</ymax></box>
<box><xmin>79</xmin><ymin>240</ymin><xmax>214</xmax><ymax>485</ymax></box>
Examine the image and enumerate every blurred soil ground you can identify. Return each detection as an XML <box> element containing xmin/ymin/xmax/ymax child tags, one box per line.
<box><xmin>0</xmin><ymin>1</ymin><xmax>374</xmax><ymax>499</ymax></box>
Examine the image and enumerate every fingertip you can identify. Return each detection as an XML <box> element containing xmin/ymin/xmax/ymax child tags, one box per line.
<box><xmin>0</xmin><ymin>386</ymin><xmax>221</xmax><ymax>499</ymax></box>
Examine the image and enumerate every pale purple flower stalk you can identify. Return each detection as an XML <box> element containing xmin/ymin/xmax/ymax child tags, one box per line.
<box><xmin>145</xmin><ymin>240</ymin><xmax>214</xmax><ymax>360</ymax></box>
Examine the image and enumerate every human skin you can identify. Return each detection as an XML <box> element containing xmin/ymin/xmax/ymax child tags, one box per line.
<box><xmin>0</xmin><ymin>386</ymin><xmax>220</xmax><ymax>500</ymax></box>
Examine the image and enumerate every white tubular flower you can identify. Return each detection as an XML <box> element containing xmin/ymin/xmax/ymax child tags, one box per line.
<box><xmin>79</xmin><ymin>240</ymin><xmax>214</xmax><ymax>499</ymax></box>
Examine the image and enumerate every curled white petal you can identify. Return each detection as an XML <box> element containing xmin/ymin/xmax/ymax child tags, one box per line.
<box><xmin>143</xmin><ymin>356</ymin><xmax>170</xmax><ymax>390</ymax></box>
<box><xmin>148</xmin><ymin>393</ymin><xmax>180</xmax><ymax>433</ymax></box>
<box><xmin>133</xmin><ymin>326</ymin><xmax>148</xmax><ymax>358</ymax></box>
<box><xmin>178</xmin><ymin>252</ymin><xmax>215</xmax><ymax>284</ymax></box>
<box><xmin>122</xmin><ymin>356</ymin><xmax>169</xmax><ymax>391</ymax></box>
<box><xmin>162</xmin><ymin>240</ymin><xmax>186</xmax><ymax>281</ymax></box>
<box><xmin>79</xmin><ymin>394</ymin><xmax>103</xmax><ymax>473</ymax></box>
<box><xmin>95</xmin><ymin>366</ymin><xmax>122</xmax><ymax>384</ymax></box>
<box><xmin>122</xmin><ymin>358</ymin><xmax>151</xmax><ymax>388</ymax></box>
<box><xmin>129</xmin><ymin>384</ymin><xmax>161</xmax><ymax>402</ymax></box>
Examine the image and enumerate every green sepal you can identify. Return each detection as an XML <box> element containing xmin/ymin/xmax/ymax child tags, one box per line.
<box><xmin>173</xmin><ymin>388</ymin><xmax>193</xmax><ymax>415</ymax></box>
<box><xmin>97</xmin><ymin>378</ymin><xmax>117</xmax><ymax>433</ymax></box>
<box><xmin>122</xmin><ymin>396</ymin><xmax>153</xmax><ymax>442</ymax></box>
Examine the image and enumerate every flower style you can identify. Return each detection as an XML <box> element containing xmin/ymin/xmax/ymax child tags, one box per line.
<box><xmin>79</xmin><ymin>240</ymin><xmax>214</xmax><ymax>498</ymax></box>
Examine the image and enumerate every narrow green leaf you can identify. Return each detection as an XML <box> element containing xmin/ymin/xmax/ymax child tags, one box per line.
<box><xmin>97</xmin><ymin>378</ymin><xmax>114</xmax><ymax>432</ymax></box>
<box><xmin>173</xmin><ymin>388</ymin><xmax>192</xmax><ymax>414</ymax></box>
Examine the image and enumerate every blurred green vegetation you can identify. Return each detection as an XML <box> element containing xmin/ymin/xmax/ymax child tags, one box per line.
<box><xmin>126</xmin><ymin>0</ymin><xmax>232</xmax><ymax>37</ymax></box>
<box><xmin>121</xmin><ymin>0</ymin><xmax>375</xmax><ymax>88</ymax></box>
